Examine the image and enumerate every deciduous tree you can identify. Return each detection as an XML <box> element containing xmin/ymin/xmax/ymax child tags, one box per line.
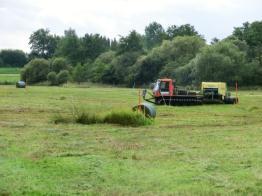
<box><xmin>29</xmin><ymin>29</ymin><xmax>58</xmax><ymax>59</ymax></box>
<box><xmin>145</xmin><ymin>22</ymin><xmax>166</xmax><ymax>49</ymax></box>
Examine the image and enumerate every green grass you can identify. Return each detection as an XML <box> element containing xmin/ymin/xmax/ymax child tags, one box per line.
<box><xmin>0</xmin><ymin>67</ymin><xmax>21</xmax><ymax>84</ymax></box>
<box><xmin>0</xmin><ymin>85</ymin><xmax>261</xmax><ymax>195</ymax></box>
<box><xmin>104</xmin><ymin>111</ymin><xmax>153</xmax><ymax>126</ymax></box>
<box><xmin>0</xmin><ymin>67</ymin><xmax>21</xmax><ymax>74</ymax></box>
<box><xmin>0</xmin><ymin>74</ymin><xmax>20</xmax><ymax>84</ymax></box>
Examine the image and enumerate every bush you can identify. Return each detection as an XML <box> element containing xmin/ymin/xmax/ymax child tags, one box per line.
<box><xmin>57</xmin><ymin>70</ymin><xmax>69</xmax><ymax>84</ymax></box>
<box><xmin>47</xmin><ymin>71</ymin><xmax>57</xmax><ymax>85</ymax></box>
<box><xmin>72</xmin><ymin>64</ymin><xmax>87</xmax><ymax>83</ymax></box>
<box><xmin>51</xmin><ymin>57</ymin><xmax>70</xmax><ymax>73</ymax></box>
<box><xmin>21</xmin><ymin>58</ymin><xmax>50</xmax><ymax>84</ymax></box>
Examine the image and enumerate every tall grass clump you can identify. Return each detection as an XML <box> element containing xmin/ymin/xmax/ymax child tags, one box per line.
<box><xmin>53</xmin><ymin>104</ymin><xmax>153</xmax><ymax>126</ymax></box>
<box><xmin>74</xmin><ymin>112</ymin><xmax>103</xmax><ymax>124</ymax></box>
<box><xmin>104</xmin><ymin>111</ymin><xmax>153</xmax><ymax>126</ymax></box>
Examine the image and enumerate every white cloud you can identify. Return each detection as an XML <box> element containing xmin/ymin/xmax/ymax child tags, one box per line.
<box><xmin>0</xmin><ymin>0</ymin><xmax>261</xmax><ymax>52</ymax></box>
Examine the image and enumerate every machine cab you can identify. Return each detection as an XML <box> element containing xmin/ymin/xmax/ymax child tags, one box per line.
<box><xmin>153</xmin><ymin>79</ymin><xmax>174</xmax><ymax>97</ymax></box>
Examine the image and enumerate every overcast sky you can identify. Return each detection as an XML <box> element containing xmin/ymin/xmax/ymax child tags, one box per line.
<box><xmin>0</xmin><ymin>0</ymin><xmax>261</xmax><ymax>52</ymax></box>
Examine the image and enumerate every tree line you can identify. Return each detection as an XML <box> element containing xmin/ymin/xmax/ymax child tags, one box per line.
<box><xmin>1</xmin><ymin>21</ymin><xmax>262</xmax><ymax>86</ymax></box>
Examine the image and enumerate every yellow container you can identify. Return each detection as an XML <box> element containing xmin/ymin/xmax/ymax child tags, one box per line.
<box><xmin>201</xmin><ymin>82</ymin><xmax>227</xmax><ymax>98</ymax></box>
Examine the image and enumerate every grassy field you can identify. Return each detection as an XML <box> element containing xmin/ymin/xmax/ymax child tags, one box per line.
<box><xmin>0</xmin><ymin>67</ymin><xmax>21</xmax><ymax>74</ymax></box>
<box><xmin>0</xmin><ymin>85</ymin><xmax>261</xmax><ymax>195</ymax></box>
<box><xmin>0</xmin><ymin>67</ymin><xmax>20</xmax><ymax>84</ymax></box>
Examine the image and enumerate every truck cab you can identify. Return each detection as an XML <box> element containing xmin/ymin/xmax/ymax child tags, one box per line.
<box><xmin>153</xmin><ymin>79</ymin><xmax>174</xmax><ymax>97</ymax></box>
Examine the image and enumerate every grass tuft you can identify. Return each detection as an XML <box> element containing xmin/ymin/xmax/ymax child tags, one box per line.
<box><xmin>104</xmin><ymin>111</ymin><xmax>153</xmax><ymax>126</ymax></box>
<box><xmin>74</xmin><ymin>112</ymin><xmax>103</xmax><ymax>124</ymax></box>
<box><xmin>53</xmin><ymin>109</ymin><xmax>153</xmax><ymax>127</ymax></box>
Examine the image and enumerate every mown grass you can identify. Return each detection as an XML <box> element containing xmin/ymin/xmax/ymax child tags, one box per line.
<box><xmin>0</xmin><ymin>85</ymin><xmax>261</xmax><ymax>195</ymax></box>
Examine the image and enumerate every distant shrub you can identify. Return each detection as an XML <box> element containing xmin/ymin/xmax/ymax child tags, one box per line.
<box><xmin>0</xmin><ymin>57</ymin><xmax>3</xmax><ymax>66</ymax></box>
<box><xmin>21</xmin><ymin>58</ymin><xmax>49</xmax><ymax>84</ymax></box>
<box><xmin>0</xmin><ymin>81</ymin><xmax>15</xmax><ymax>85</ymax></box>
<box><xmin>72</xmin><ymin>64</ymin><xmax>87</xmax><ymax>84</ymax></box>
<box><xmin>47</xmin><ymin>71</ymin><xmax>57</xmax><ymax>85</ymax></box>
<box><xmin>57</xmin><ymin>70</ymin><xmax>69</xmax><ymax>85</ymax></box>
<box><xmin>0</xmin><ymin>49</ymin><xmax>27</xmax><ymax>67</ymax></box>
<box><xmin>51</xmin><ymin>57</ymin><xmax>71</xmax><ymax>73</ymax></box>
